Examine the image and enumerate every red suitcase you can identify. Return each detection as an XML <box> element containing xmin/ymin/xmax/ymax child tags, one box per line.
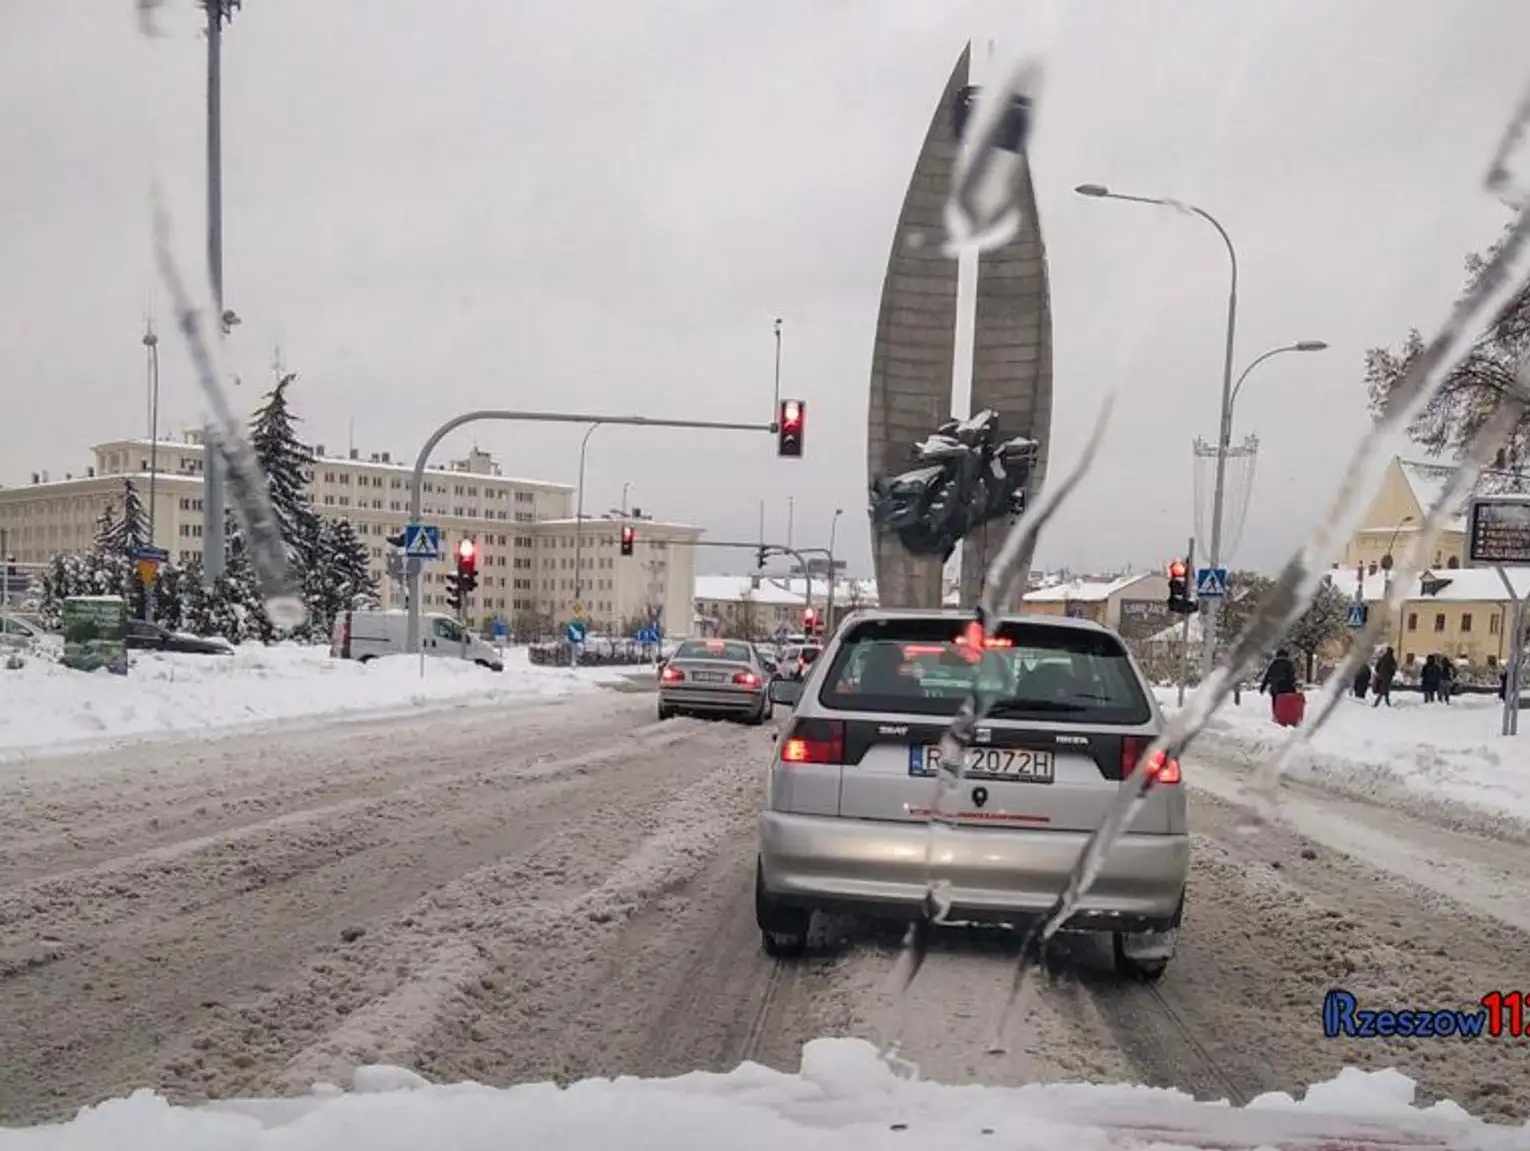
<box><xmin>1273</xmin><ymin>691</ymin><xmax>1306</xmax><ymax>727</ymax></box>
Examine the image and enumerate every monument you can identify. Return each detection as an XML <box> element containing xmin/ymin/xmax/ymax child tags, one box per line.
<box><xmin>865</xmin><ymin>44</ymin><xmax>1054</xmax><ymax>610</ymax></box>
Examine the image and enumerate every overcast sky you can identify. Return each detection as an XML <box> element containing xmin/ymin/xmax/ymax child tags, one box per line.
<box><xmin>3</xmin><ymin>0</ymin><xmax>1528</xmax><ymax>581</ymax></box>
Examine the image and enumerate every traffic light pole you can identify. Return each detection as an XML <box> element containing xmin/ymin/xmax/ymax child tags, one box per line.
<box><xmin>404</xmin><ymin>409</ymin><xmax>779</xmax><ymax>655</ymax></box>
<box><xmin>1177</xmin><ymin>536</ymin><xmax>1195</xmax><ymax>708</ymax></box>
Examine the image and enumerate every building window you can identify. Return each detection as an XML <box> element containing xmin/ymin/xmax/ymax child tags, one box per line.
<box><xmin>1491</xmin><ymin>614</ymin><xmax>1502</xmax><ymax>635</ymax></box>
<box><xmin>1461</xmin><ymin>613</ymin><xmax>1473</xmax><ymax>633</ymax></box>
<box><xmin>1434</xmin><ymin>613</ymin><xmax>1446</xmax><ymax>633</ymax></box>
<box><xmin>1406</xmin><ymin>612</ymin><xmax>1417</xmax><ymax>632</ymax></box>
<box><xmin>1489</xmin><ymin>654</ymin><xmax>1499</xmax><ymax>667</ymax></box>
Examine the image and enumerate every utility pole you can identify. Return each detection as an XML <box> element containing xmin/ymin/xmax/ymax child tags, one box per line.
<box><xmin>201</xmin><ymin>0</ymin><xmax>239</xmax><ymax>581</ymax></box>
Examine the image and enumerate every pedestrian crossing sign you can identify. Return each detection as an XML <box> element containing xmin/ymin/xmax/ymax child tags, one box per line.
<box><xmin>1195</xmin><ymin>566</ymin><xmax>1228</xmax><ymax>598</ymax></box>
<box><xmin>1347</xmin><ymin>603</ymin><xmax>1368</xmax><ymax>629</ymax></box>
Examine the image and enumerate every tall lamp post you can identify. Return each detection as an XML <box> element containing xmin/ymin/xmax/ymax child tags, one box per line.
<box><xmin>826</xmin><ymin>507</ymin><xmax>844</xmax><ymax>630</ymax></box>
<box><xmin>1229</xmin><ymin>341</ymin><xmax>1329</xmax><ymax>432</ymax></box>
<box><xmin>572</xmin><ymin>422</ymin><xmax>602</xmax><ymax>608</ymax></box>
<box><xmin>1076</xmin><ymin>183</ymin><xmax>1239</xmax><ymax>674</ymax></box>
<box><xmin>143</xmin><ymin>320</ymin><xmax>162</xmax><ymax>550</ymax></box>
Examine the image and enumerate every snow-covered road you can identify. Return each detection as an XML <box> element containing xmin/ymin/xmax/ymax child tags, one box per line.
<box><xmin>1</xmin><ymin>690</ymin><xmax>1527</xmax><ymax>1126</ymax></box>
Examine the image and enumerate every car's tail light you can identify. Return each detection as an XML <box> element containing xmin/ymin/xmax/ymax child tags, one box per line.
<box><xmin>660</xmin><ymin>665</ymin><xmax>685</xmax><ymax>683</ymax></box>
<box><xmin>1122</xmin><ymin>736</ymin><xmax>1180</xmax><ymax>785</ymax></box>
<box><xmin>780</xmin><ymin>718</ymin><xmax>845</xmax><ymax>765</ymax></box>
<box><xmin>733</xmin><ymin>670</ymin><xmax>761</xmax><ymax>687</ymax></box>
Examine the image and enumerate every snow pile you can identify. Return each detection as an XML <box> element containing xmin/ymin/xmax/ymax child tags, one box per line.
<box><xmin>12</xmin><ymin>1039</ymin><xmax>1519</xmax><ymax>1150</ymax></box>
<box><xmin>1172</xmin><ymin>688</ymin><xmax>1530</xmax><ymax>829</ymax></box>
<box><xmin>0</xmin><ymin>643</ymin><xmax>630</xmax><ymax>757</ymax></box>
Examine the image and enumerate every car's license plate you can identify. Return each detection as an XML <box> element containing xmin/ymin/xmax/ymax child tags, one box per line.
<box><xmin>911</xmin><ymin>744</ymin><xmax>1054</xmax><ymax>782</ymax></box>
<box><xmin>691</xmin><ymin>670</ymin><xmax>727</xmax><ymax>683</ymax></box>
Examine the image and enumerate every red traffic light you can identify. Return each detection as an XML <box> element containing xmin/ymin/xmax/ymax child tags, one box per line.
<box><xmin>803</xmin><ymin>607</ymin><xmax>816</xmax><ymax>623</ymax></box>
<box><xmin>777</xmin><ymin>399</ymin><xmax>805</xmax><ymax>458</ymax></box>
<box><xmin>457</xmin><ymin>538</ymin><xmax>478</xmax><ymax>570</ymax></box>
<box><xmin>621</xmin><ymin>526</ymin><xmax>635</xmax><ymax>544</ymax></box>
<box><xmin>1167</xmin><ymin>558</ymin><xmax>1186</xmax><ymax>579</ymax></box>
<box><xmin>782</xmin><ymin>400</ymin><xmax>802</xmax><ymax>429</ymax></box>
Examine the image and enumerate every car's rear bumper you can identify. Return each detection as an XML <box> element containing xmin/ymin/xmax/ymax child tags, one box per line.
<box><xmin>660</xmin><ymin>686</ymin><xmax>763</xmax><ymax>713</ymax></box>
<box><xmin>758</xmin><ymin>810</ymin><xmax>1187</xmax><ymax>932</ymax></box>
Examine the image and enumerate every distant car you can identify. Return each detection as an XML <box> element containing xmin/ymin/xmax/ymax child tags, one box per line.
<box><xmin>658</xmin><ymin>637</ymin><xmax>773</xmax><ymax>724</ymax></box>
<box><xmin>778</xmin><ymin>643</ymin><xmax>822</xmax><ymax>681</ymax></box>
<box><xmin>125</xmin><ymin>619</ymin><xmax>235</xmax><ymax>656</ymax></box>
<box><xmin>755</xmin><ymin>609</ymin><xmax>1188</xmax><ymax>979</ymax></box>
<box><xmin>0</xmin><ymin>614</ymin><xmax>47</xmax><ymax>652</ymax></box>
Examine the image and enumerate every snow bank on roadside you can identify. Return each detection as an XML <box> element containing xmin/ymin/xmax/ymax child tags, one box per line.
<box><xmin>19</xmin><ymin>1038</ymin><xmax>1516</xmax><ymax>1150</ymax></box>
<box><xmin>0</xmin><ymin>643</ymin><xmax>631</xmax><ymax>758</ymax></box>
<box><xmin>1164</xmin><ymin>687</ymin><xmax>1530</xmax><ymax>831</ymax></box>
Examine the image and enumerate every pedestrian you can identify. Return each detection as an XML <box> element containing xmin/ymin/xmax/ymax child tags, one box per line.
<box><xmin>1260</xmin><ymin>648</ymin><xmax>1299</xmax><ymax>723</ymax></box>
<box><xmin>1439</xmin><ymin>655</ymin><xmax>1456</xmax><ymax>704</ymax></box>
<box><xmin>1352</xmin><ymin>661</ymin><xmax>1372</xmax><ymax>700</ymax></box>
<box><xmin>1372</xmin><ymin>646</ymin><xmax>1398</xmax><ymax>708</ymax></box>
<box><xmin>1420</xmin><ymin>654</ymin><xmax>1440</xmax><ymax>704</ymax></box>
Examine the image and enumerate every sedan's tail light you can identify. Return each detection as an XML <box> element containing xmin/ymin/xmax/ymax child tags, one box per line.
<box><xmin>733</xmin><ymin>670</ymin><xmax>761</xmax><ymax>687</ymax></box>
<box><xmin>780</xmin><ymin>717</ymin><xmax>845</xmax><ymax>765</ymax></box>
<box><xmin>660</xmin><ymin>665</ymin><xmax>685</xmax><ymax>683</ymax></box>
<box><xmin>1122</xmin><ymin>736</ymin><xmax>1180</xmax><ymax>785</ymax></box>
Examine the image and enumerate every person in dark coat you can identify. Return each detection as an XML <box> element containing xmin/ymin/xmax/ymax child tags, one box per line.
<box><xmin>1420</xmin><ymin>654</ymin><xmax>1441</xmax><ymax>703</ymax></box>
<box><xmin>1260</xmin><ymin>648</ymin><xmax>1299</xmax><ymax>720</ymax></box>
<box><xmin>1372</xmin><ymin>647</ymin><xmax>1398</xmax><ymax>707</ymax></box>
<box><xmin>1352</xmin><ymin>661</ymin><xmax>1372</xmax><ymax>699</ymax></box>
<box><xmin>1439</xmin><ymin>656</ymin><xmax>1456</xmax><ymax>704</ymax></box>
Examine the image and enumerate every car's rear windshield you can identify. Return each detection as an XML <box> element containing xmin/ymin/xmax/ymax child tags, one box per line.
<box><xmin>816</xmin><ymin>617</ymin><xmax>1152</xmax><ymax>723</ymax></box>
<box><xmin>799</xmin><ymin>646</ymin><xmax>821</xmax><ymax>664</ymax></box>
<box><xmin>675</xmin><ymin>639</ymin><xmax>753</xmax><ymax>663</ymax></box>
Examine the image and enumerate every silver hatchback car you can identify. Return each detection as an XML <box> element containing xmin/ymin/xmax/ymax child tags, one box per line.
<box><xmin>757</xmin><ymin>609</ymin><xmax>1188</xmax><ymax>979</ymax></box>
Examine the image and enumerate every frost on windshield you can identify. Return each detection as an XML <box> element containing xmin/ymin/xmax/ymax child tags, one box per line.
<box><xmin>880</xmin><ymin>67</ymin><xmax>1530</xmax><ymax>1068</ymax></box>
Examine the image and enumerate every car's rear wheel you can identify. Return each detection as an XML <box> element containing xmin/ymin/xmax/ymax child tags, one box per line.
<box><xmin>658</xmin><ymin>703</ymin><xmax>676</xmax><ymax>720</ymax></box>
<box><xmin>755</xmin><ymin>860</ymin><xmax>809</xmax><ymax>958</ymax></box>
<box><xmin>357</xmin><ymin>654</ymin><xmax>376</xmax><ymax>665</ymax></box>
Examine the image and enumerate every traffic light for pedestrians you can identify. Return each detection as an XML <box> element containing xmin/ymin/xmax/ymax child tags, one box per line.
<box><xmin>1166</xmin><ymin>558</ymin><xmax>1192</xmax><ymax>615</ymax></box>
<box><xmin>777</xmin><ymin>399</ymin><xmax>805</xmax><ymax>458</ymax></box>
<box><xmin>620</xmin><ymin>525</ymin><xmax>635</xmax><ymax>556</ymax></box>
<box><xmin>456</xmin><ymin>538</ymin><xmax>479</xmax><ymax>594</ymax></box>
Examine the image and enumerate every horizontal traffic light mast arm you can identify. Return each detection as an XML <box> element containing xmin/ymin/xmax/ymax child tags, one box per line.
<box><xmin>404</xmin><ymin>407</ymin><xmax>779</xmax><ymax>654</ymax></box>
<box><xmin>662</xmin><ymin>538</ymin><xmax>819</xmax><ymax>617</ymax></box>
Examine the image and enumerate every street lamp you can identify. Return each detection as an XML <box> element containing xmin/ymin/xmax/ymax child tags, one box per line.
<box><xmin>1381</xmin><ymin>515</ymin><xmax>1415</xmax><ymax>654</ymax></box>
<box><xmin>827</xmin><ymin>507</ymin><xmax>844</xmax><ymax>629</ymax></box>
<box><xmin>1076</xmin><ymin>182</ymin><xmax>1238</xmax><ymax>675</ymax></box>
<box><xmin>573</xmin><ymin>422</ymin><xmax>602</xmax><ymax>607</ymax></box>
<box><xmin>1229</xmin><ymin>341</ymin><xmax>1329</xmax><ymax>431</ymax></box>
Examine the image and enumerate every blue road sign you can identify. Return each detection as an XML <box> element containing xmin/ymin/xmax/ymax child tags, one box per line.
<box><xmin>403</xmin><ymin>524</ymin><xmax>441</xmax><ymax>560</ymax></box>
<box><xmin>635</xmin><ymin>626</ymin><xmax>660</xmax><ymax>644</ymax></box>
<box><xmin>133</xmin><ymin>546</ymin><xmax>170</xmax><ymax>563</ymax></box>
<box><xmin>1195</xmin><ymin>566</ymin><xmax>1229</xmax><ymax>598</ymax></box>
<box><xmin>491</xmin><ymin>618</ymin><xmax>509</xmax><ymax>639</ymax></box>
<box><xmin>565</xmin><ymin>620</ymin><xmax>587</xmax><ymax>644</ymax></box>
<box><xmin>1347</xmin><ymin>603</ymin><xmax>1368</xmax><ymax>629</ymax></box>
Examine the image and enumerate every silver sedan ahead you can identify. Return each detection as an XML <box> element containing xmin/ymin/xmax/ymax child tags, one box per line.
<box><xmin>657</xmin><ymin>638</ymin><xmax>773</xmax><ymax>724</ymax></box>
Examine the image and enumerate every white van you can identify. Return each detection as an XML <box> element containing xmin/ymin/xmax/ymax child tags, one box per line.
<box><xmin>331</xmin><ymin>609</ymin><xmax>504</xmax><ymax>672</ymax></box>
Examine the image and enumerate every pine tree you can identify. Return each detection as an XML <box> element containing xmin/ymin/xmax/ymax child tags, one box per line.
<box><xmin>92</xmin><ymin>479</ymin><xmax>150</xmax><ymax>559</ymax></box>
<box><xmin>224</xmin><ymin>512</ymin><xmax>275</xmax><ymax>644</ymax></box>
<box><xmin>248</xmin><ymin>373</ymin><xmax>320</xmax><ymax>569</ymax></box>
<box><xmin>37</xmin><ymin>553</ymin><xmax>88</xmax><ymax>631</ymax></box>
<box><xmin>181</xmin><ymin>556</ymin><xmax>215</xmax><ymax>636</ymax></box>
<box><xmin>330</xmin><ymin>518</ymin><xmax>378</xmax><ymax>610</ymax></box>
<box><xmin>93</xmin><ymin>503</ymin><xmax>117</xmax><ymax>553</ymax></box>
<box><xmin>153</xmin><ymin>562</ymin><xmax>185</xmax><ymax>632</ymax></box>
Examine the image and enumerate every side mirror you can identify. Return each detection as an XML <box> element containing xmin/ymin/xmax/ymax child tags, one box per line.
<box><xmin>768</xmin><ymin>678</ymin><xmax>803</xmax><ymax>707</ymax></box>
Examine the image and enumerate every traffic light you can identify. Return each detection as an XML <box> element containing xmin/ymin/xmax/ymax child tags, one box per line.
<box><xmin>756</xmin><ymin>546</ymin><xmax>767</xmax><ymax>570</ymax></box>
<box><xmin>803</xmin><ymin>606</ymin><xmax>816</xmax><ymax>633</ymax></box>
<box><xmin>445</xmin><ymin>572</ymin><xmax>464</xmax><ymax>613</ymax></box>
<box><xmin>1166</xmin><ymin>558</ymin><xmax>1192</xmax><ymax>615</ymax></box>
<box><xmin>456</xmin><ymin>538</ymin><xmax>479</xmax><ymax>595</ymax></box>
<box><xmin>385</xmin><ymin>530</ymin><xmax>407</xmax><ymax>549</ymax></box>
<box><xmin>777</xmin><ymin>399</ymin><xmax>805</xmax><ymax>458</ymax></box>
<box><xmin>620</xmin><ymin>525</ymin><xmax>635</xmax><ymax>556</ymax></box>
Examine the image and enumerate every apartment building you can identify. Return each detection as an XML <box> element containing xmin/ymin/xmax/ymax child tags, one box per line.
<box><xmin>533</xmin><ymin>512</ymin><xmax>701</xmax><ymax>635</ymax></box>
<box><xmin>0</xmin><ymin>432</ymin><xmax>702</xmax><ymax>632</ymax></box>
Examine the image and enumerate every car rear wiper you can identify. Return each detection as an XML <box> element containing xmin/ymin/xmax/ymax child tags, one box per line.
<box><xmin>985</xmin><ymin>698</ymin><xmax>1088</xmax><ymax>715</ymax></box>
